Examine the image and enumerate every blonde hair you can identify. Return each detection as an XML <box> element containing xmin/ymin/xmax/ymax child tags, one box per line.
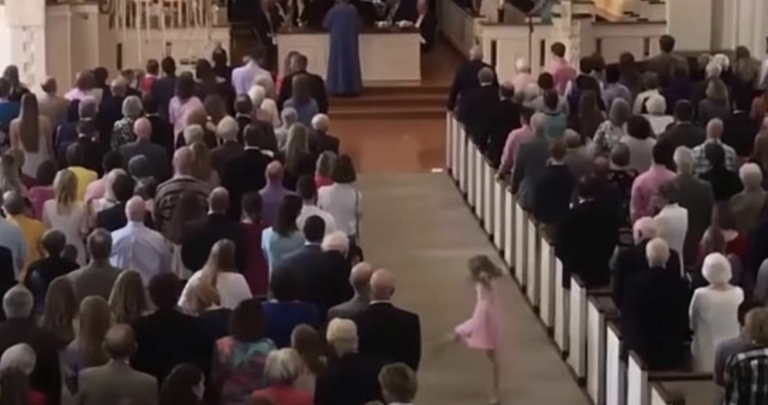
<box><xmin>53</xmin><ymin>169</ymin><xmax>78</xmax><ymax>214</ymax></box>
<box><xmin>199</xmin><ymin>239</ymin><xmax>237</xmax><ymax>289</ymax></box>
<box><xmin>702</xmin><ymin>253</ymin><xmax>733</xmax><ymax>286</ymax></box>
<box><xmin>109</xmin><ymin>271</ymin><xmax>150</xmax><ymax>324</ymax></box>
<box><xmin>77</xmin><ymin>296</ymin><xmax>112</xmax><ymax>368</ymax></box>
<box><xmin>189</xmin><ymin>141</ymin><xmax>213</xmax><ymax>184</ymax></box>
<box><xmin>284</xmin><ymin>123</ymin><xmax>309</xmax><ymax>174</ymax></box>
<box><xmin>706</xmin><ymin>79</ymin><xmax>728</xmax><ymax>102</ymax></box>
<box><xmin>40</xmin><ymin>277</ymin><xmax>77</xmax><ymax>347</ymax></box>
<box><xmin>186</xmin><ymin>281</ymin><xmax>221</xmax><ymax>315</ymax></box>
<box><xmin>326</xmin><ymin>318</ymin><xmax>358</xmax><ymax>355</ymax></box>
<box><xmin>0</xmin><ymin>154</ymin><xmax>25</xmax><ymax>195</ymax></box>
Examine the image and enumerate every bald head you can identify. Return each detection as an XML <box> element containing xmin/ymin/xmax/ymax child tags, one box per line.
<box><xmin>209</xmin><ymin>187</ymin><xmax>229</xmax><ymax>214</ymax></box>
<box><xmin>134</xmin><ymin>118</ymin><xmax>152</xmax><ymax>141</ymax></box>
<box><xmin>103</xmin><ymin>324</ymin><xmax>137</xmax><ymax>360</ymax></box>
<box><xmin>173</xmin><ymin>146</ymin><xmax>193</xmax><ymax>176</ymax></box>
<box><xmin>370</xmin><ymin>269</ymin><xmax>395</xmax><ymax>301</ymax></box>
<box><xmin>266</xmin><ymin>161</ymin><xmax>284</xmax><ymax>183</ymax></box>
<box><xmin>478</xmin><ymin>67</ymin><xmax>495</xmax><ymax>85</ymax></box>
<box><xmin>125</xmin><ymin>196</ymin><xmax>146</xmax><ymax>222</ymax></box>
<box><xmin>706</xmin><ymin>118</ymin><xmax>724</xmax><ymax>140</ymax></box>
<box><xmin>350</xmin><ymin>262</ymin><xmax>374</xmax><ymax>294</ymax></box>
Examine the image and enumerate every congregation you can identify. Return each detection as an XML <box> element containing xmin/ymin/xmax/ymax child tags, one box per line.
<box><xmin>452</xmin><ymin>35</ymin><xmax>768</xmax><ymax>404</ymax></box>
<box><xmin>0</xmin><ymin>46</ymin><xmax>421</xmax><ymax>405</ymax></box>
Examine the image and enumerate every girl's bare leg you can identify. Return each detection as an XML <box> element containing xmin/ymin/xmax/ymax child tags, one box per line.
<box><xmin>486</xmin><ymin>349</ymin><xmax>501</xmax><ymax>404</ymax></box>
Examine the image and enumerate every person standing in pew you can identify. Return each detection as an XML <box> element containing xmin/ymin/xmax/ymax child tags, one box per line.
<box><xmin>457</xmin><ymin>68</ymin><xmax>499</xmax><ymax>152</ymax></box>
<box><xmin>532</xmin><ymin>140</ymin><xmax>575</xmax><ymax>242</ymax></box>
<box><xmin>613</xmin><ymin>217</ymin><xmax>681</xmax><ymax>311</ymax></box>
<box><xmin>723</xmin><ymin>307</ymin><xmax>768</xmax><ymax>405</ymax></box>
<box><xmin>447</xmin><ymin>46</ymin><xmax>496</xmax><ymax>112</ymax></box>
<box><xmin>483</xmin><ymin>82</ymin><xmax>520</xmax><ymax>168</ymax></box>
<box><xmin>622</xmin><ymin>238</ymin><xmax>689</xmax><ymax>371</ymax></box>
<box><xmin>714</xmin><ymin>299</ymin><xmax>763</xmax><ymax>386</ymax></box>
<box><xmin>556</xmin><ymin>175</ymin><xmax>618</xmax><ymax>289</ymax></box>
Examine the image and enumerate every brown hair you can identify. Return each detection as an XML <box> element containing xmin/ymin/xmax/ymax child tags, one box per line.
<box><xmin>199</xmin><ymin>239</ymin><xmax>238</xmax><ymax>288</ymax></box>
<box><xmin>291</xmin><ymin>324</ymin><xmax>327</xmax><ymax>374</ymax></box>
<box><xmin>468</xmin><ymin>255</ymin><xmax>502</xmax><ymax>287</ymax></box>
<box><xmin>187</xmin><ymin>282</ymin><xmax>221</xmax><ymax>315</ymax></box>
<box><xmin>18</xmin><ymin>93</ymin><xmax>40</xmax><ymax>152</ymax></box>
<box><xmin>40</xmin><ymin>277</ymin><xmax>77</xmax><ymax>348</ymax></box>
<box><xmin>745</xmin><ymin>307</ymin><xmax>768</xmax><ymax>345</ymax></box>
<box><xmin>109</xmin><ymin>271</ymin><xmax>150</xmax><ymax>324</ymax></box>
<box><xmin>78</xmin><ymin>296</ymin><xmax>112</xmax><ymax>368</ymax></box>
<box><xmin>189</xmin><ymin>142</ymin><xmax>213</xmax><ymax>184</ymax></box>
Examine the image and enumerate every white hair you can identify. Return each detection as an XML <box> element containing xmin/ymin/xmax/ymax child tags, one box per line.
<box><xmin>0</xmin><ymin>343</ymin><xmax>36</xmax><ymax>376</ymax></box>
<box><xmin>705</xmin><ymin>61</ymin><xmax>722</xmax><ymax>79</ymax></box>
<box><xmin>253</xmin><ymin>73</ymin><xmax>275</xmax><ymax>98</ymax></box>
<box><xmin>216</xmin><ymin>116</ymin><xmax>239</xmax><ymax>142</ymax></box>
<box><xmin>645</xmin><ymin>238</ymin><xmax>670</xmax><ymax>267</ymax></box>
<box><xmin>322</xmin><ymin>231</ymin><xmax>349</xmax><ymax>254</ymax></box>
<box><xmin>702</xmin><ymin>253</ymin><xmax>733</xmax><ymax>286</ymax></box>
<box><xmin>706</xmin><ymin>118</ymin><xmax>724</xmax><ymax>139</ymax></box>
<box><xmin>327</xmin><ymin>318</ymin><xmax>358</xmax><ymax>355</ymax></box>
<box><xmin>183</xmin><ymin>124</ymin><xmax>204</xmax><ymax>145</ymax></box>
<box><xmin>3</xmin><ymin>285</ymin><xmax>33</xmax><ymax>319</ymax></box>
<box><xmin>248</xmin><ymin>85</ymin><xmax>267</xmax><ymax>108</ymax></box>
<box><xmin>264</xmin><ymin>348</ymin><xmax>304</xmax><ymax>385</ymax></box>
<box><xmin>281</xmin><ymin>107</ymin><xmax>298</xmax><ymax>126</ymax></box>
<box><xmin>713</xmin><ymin>53</ymin><xmax>730</xmax><ymax>71</ymax></box>
<box><xmin>516</xmin><ymin>58</ymin><xmax>531</xmax><ymax>73</ymax></box>
<box><xmin>673</xmin><ymin>146</ymin><xmax>695</xmax><ymax>174</ymax></box>
<box><xmin>740</xmin><ymin>163</ymin><xmax>764</xmax><ymax>188</ymax></box>
<box><xmin>633</xmin><ymin>217</ymin><xmax>658</xmax><ymax>243</ymax></box>
<box><xmin>646</xmin><ymin>94</ymin><xmax>667</xmax><ymax>116</ymax></box>
<box><xmin>122</xmin><ymin>96</ymin><xmax>143</xmax><ymax>118</ymax></box>
<box><xmin>312</xmin><ymin>114</ymin><xmax>330</xmax><ymax>132</ymax></box>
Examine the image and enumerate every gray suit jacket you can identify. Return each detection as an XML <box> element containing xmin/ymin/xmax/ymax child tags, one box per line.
<box><xmin>511</xmin><ymin>137</ymin><xmax>550</xmax><ymax>210</ymax></box>
<box><xmin>328</xmin><ymin>295</ymin><xmax>369</xmax><ymax>320</ymax></box>
<box><xmin>119</xmin><ymin>140</ymin><xmax>172</xmax><ymax>181</ymax></box>
<box><xmin>78</xmin><ymin>360</ymin><xmax>157</xmax><ymax>405</ymax></box>
<box><xmin>67</xmin><ymin>262</ymin><xmax>122</xmax><ymax>305</ymax></box>
<box><xmin>675</xmin><ymin>174</ymin><xmax>714</xmax><ymax>268</ymax></box>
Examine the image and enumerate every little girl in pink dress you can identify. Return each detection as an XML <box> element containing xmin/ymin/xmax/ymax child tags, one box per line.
<box><xmin>454</xmin><ymin>255</ymin><xmax>503</xmax><ymax>404</ymax></box>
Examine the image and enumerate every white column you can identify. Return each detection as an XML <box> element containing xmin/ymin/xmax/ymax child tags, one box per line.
<box><xmin>0</xmin><ymin>0</ymin><xmax>47</xmax><ymax>88</ymax></box>
<box><xmin>667</xmin><ymin>0</ymin><xmax>713</xmax><ymax>51</ymax></box>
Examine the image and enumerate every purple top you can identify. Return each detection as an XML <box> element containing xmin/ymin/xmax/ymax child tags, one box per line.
<box><xmin>259</xmin><ymin>183</ymin><xmax>294</xmax><ymax>227</ymax></box>
<box><xmin>168</xmin><ymin>96</ymin><xmax>204</xmax><ymax>139</ymax></box>
<box><xmin>28</xmin><ymin>186</ymin><xmax>54</xmax><ymax>220</ymax></box>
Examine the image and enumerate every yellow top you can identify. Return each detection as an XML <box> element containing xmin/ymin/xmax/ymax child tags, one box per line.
<box><xmin>8</xmin><ymin>214</ymin><xmax>45</xmax><ymax>271</ymax></box>
<box><xmin>69</xmin><ymin>166</ymin><xmax>98</xmax><ymax>201</ymax></box>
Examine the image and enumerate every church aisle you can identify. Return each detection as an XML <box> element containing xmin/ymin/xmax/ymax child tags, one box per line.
<box><xmin>357</xmin><ymin>173</ymin><xmax>590</xmax><ymax>404</ymax></box>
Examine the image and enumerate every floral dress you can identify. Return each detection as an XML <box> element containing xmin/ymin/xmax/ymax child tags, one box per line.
<box><xmin>214</xmin><ymin>337</ymin><xmax>276</xmax><ymax>405</ymax></box>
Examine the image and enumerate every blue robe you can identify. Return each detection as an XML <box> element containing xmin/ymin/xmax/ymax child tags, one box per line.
<box><xmin>324</xmin><ymin>3</ymin><xmax>363</xmax><ymax>96</ymax></box>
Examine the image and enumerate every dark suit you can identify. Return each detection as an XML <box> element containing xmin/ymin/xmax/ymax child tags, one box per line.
<box><xmin>0</xmin><ymin>319</ymin><xmax>62</xmax><ymax>405</ymax></box>
<box><xmin>657</xmin><ymin>123</ymin><xmax>706</xmax><ymax>170</ymax></box>
<box><xmin>150</xmin><ymin>75</ymin><xmax>177</xmax><ymax>120</ymax></box>
<box><xmin>97</xmin><ymin>95</ymin><xmax>125</xmax><ymax>146</ymax></box>
<box><xmin>283</xmin><ymin>151</ymin><xmax>317</xmax><ymax>191</ymax></box>
<box><xmin>622</xmin><ymin>267</ymin><xmax>689</xmax><ymax>371</ymax></box>
<box><xmin>391</xmin><ymin>0</ymin><xmax>417</xmax><ymax>22</ymax></box>
<box><xmin>146</xmin><ymin>114</ymin><xmax>175</xmax><ymax>160</ymax></box>
<box><xmin>300</xmin><ymin>0</ymin><xmax>334</xmax><ymax>29</ymax></box>
<box><xmin>235</xmin><ymin>114</ymin><xmax>252</xmax><ymax>144</ymax></box>
<box><xmin>485</xmin><ymin>98</ymin><xmax>521</xmax><ymax>167</ymax></box>
<box><xmin>447</xmin><ymin>59</ymin><xmax>496</xmax><ymax>111</ymax></box>
<box><xmin>277</xmin><ymin>70</ymin><xmax>329</xmax><ymax>114</ymax></box>
<box><xmin>675</xmin><ymin>174</ymin><xmax>714</xmax><ymax>269</ymax></box>
<box><xmin>67</xmin><ymin>262</ymin><xmax>122</xmax><ymax>305</ymax></box>
<box><xmin>97</xmin><ymin>202</ymin><xmax>154</xmax><ymax>232</ymax></box>
<box><xmin>612</xmin><ymin>240</ymin><xmax>682</xmax><ymax>310</ymax></box>
<box><xmin>223</xmin><ymin>148</ymin><xmax>274</xmax><ymax>220</ymax></box>
<box><xmin>314</xmin><ymin>353</ymin><xmax>385</xmax><ymax>405</ymax></box>
<box><xmin>75</xmin><ymin>135</ymin><xmax>106</xmax><ymax>176</ymax></box>
<box><xmin>418</xmin><ymin>12</ymin><xmax>437</xmax><ymax>52</ymax></box>
<box><xmin>55</xmin><ymin>121</ymin><xmax>79</xmax><ymax>166</ymax></box>
<box><xmin>131</xmin><ymin>309</ymin><xmax>212</xmax><ymax>387</ymax></box>
<box><xmin>310</xmin><ymin>131</ymin><xmax>340</xmax><ymax>155</ymax></box>
<box><xmin>556</xmin><ymin>199</ymin><xmax>618</xmax><ymax>289</ymax></box>
<box><xmin>511</xmin><ymin>137</ymin><xmax>550</xmax><ymax>211</ymax></box>
<box><xmin>251</xmin><ymin>5</ymin><xmax>284</xmax><ymax>69</ymax></box>
<box><xmin>355</xmin><ymin>302</ymin><xmax>421</xmax><ymax>370</ymax></box>
<box><xmin>0</xmin><ymin>246</ymin><xmax>15</xmax><ymax>322</ymax></box>
<box><xmin>457</xmin><ymin>85</ymin><xmax>499</xmax><ymax>144</ymax></box>
<box><xmin>120</xmin><ymin>139</ymin><xmax>172</xmax><ymax>182</ymax></box>
<box><xmin>532</xmin><ymin>164</ymin><xmax>575</xmax><ymax>226</ymax></box>
<box><xmin>181</xmin><ymin>213</ymin><xmax>245</xmax><ymax>272</ymax></box>
<box><xmin>210</xmin><ymin>141</ymin><xmax>244</xmax><ymax>180</ymax></box>
<box><xmin>282</xmin><ymin>247</ymin><xmax>353</xmax><ymax>317</ymax></box>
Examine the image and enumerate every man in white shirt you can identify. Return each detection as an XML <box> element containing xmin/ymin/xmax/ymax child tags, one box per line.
<box><xmin>111</xmin><ymin>197</ymin><xmax>171</xmax><ymax>284</ymax></box>
<box><xmin>231</xmin><ymin>48</ymin><xmax>273</xmax><ymax>97</ymax></box>
<box><xmin>296</xmin><ymin>175</ymin><xmax>337</xmax><ymax>235</ymax></box>
<box><xmin>653</xmin><ymin>180</ymin><xmax>688</xmax><ymax>273</ymax></box>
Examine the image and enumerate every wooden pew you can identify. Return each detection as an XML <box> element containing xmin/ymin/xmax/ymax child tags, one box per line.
<box><xmin>568</xmin><ymin>275</ymin><xmax>611</xmax><ymax>384</ymax></box>
<box><xmin>627</xmin><ymin>352</ymin><xmax>713</xmax><ymax>405</ymax></box>
<box><xmin>526</xmin><ymin>217</ymin><xmax>540</xmax><ymax>308</ymax></box>
<box><xmin>458</xmin><ymin>126</ymin><xmax>468</xmax><ymax>195</ymax></box>
<box><xmin>650</xmin><ymin>379</ymin><xmax>720</xmax><ymax>405</ymax></box>
<box><xmin>538</xmin><ymin>238</ymin><xmax>556</xmax><ymax>330</ymax></box>
<box><xmin>493</xmin><ymin>178</ymin><xmax>505</xmax><ymax>253</ymax></box>
<box><xmin>483</xmin><ymin>158</ymin><xmax>494</xmax><ymax>235</ymax></box>
<box><xmin>587</xmin><ymin>295</ymin><xmax>620</xmax><ymax>405</ymax></box>
<box><xmin>606</xmin><ymin>320</ymin><xmax>626</xmax><ymax>405</ymax></box>
<box><xmin>554</xmin><ymin>257</ymin><xmax>569</xmax><ymax>355</ymax></box>
<box><xmin>503</xmin><ymin>187</ymin><xmax>515</xmax><ymax>268</ymax></box>
<box><xmin>514</xmin><ymin>203</ymin><xmax>528</xmax><ymax>286</ymax></box>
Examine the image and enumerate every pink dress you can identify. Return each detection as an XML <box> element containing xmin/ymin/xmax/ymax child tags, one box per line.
<box><xmin>455</xmin><ymin>283</ymin><xmax>498</xmax><ymax>350</ymax></box>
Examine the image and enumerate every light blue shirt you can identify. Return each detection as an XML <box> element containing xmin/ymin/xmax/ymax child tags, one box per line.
<box><xmin>110</xmin><ymin>221</ymin><xmax>171</xmax><ymax>284</ymax></box>
<box><xmin>261</xmin><ymin>228</ymin><xmax>305</xmax><ymax>274</ymax></box>
<box><xmin>0</xmin><ymin>217</ymin><xmax>27</xmax><ymax>274</ymax></box>
<box><xmin>231</xmin><ymin>62</ymin><xmax>270</xmax><ymax>96</ymax></box>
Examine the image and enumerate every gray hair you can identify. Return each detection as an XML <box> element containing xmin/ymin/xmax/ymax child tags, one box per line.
<box><xmin>253</xmin><ymin>74</ymin><xmax>275</xmax><ymax>99</ymax></box>
<box><xmin>264</xmin><ymin>348</ymin><xmax>304</xmax><ymax>385</ymax></box>
<box><xmin>183</xmin><ymin>124</ymin><xmax>204</xmax><ymax>145</ymax></box>
<box><xmin>316</xmin><ymin>151</ymin><xmax>337</xmax><ymax>178</ymax></box>
<box><xmin>79</xmin><ymin>97</ymin><xmax>99</xmax><ymax>119</ymax></box>
<box><xmin>322</xmin><ymin>231</ymin><xmax>349</xmax><ymax>254</ymax></box>
<box><xmin>609</xmin><ymin>98</ymin><xmax>631</xmax><ymax>125</ymax></box>
<box><xmin>515</xmin><ymin>58</ymin><xmax>531</xmax><ymax>73</ymax></box>
<box><xmin>645</xmin><ymin>238</ymin><xmax>670</xmax><ymax>267</ymax></box>
<box><xmin>478</xmin><ymin>67</ymin><xmax>495</xmax><ymax>85</ymax></box>
<box><xmin>327</xmin><ymin>318</ymin><xmax>358</xmax><ymax>355</ymax></box>
<box><xmin>739</xmin><ymin>163</ymin><xmax>763</xmax><ymax>189</ymax></box>
<box><xmin>702</xmin><ymin>252</ymin><xmax>732</xmax><ymax>286</ymax></box>
<box><xmin>281</xmin><ymin>107</ymin><xmax>298</xmax><ymax>126</ymax></box>
<box><xmin>706</xmin><ymin>118</ymin><xmax>724</xmax><ymax>139</ymax></box>
<box><xmin>3</xmin><ymin>285</ymin><xmax>33</xmax><ymax>319</ymax></box>
<box><xmin>312</xmin><ymin>114</ymin><xmax>330</xmax><ymax>132</ymax></box>
<box><xmin>531</xmin><ymin>113</ymin><xmax>546</xmax><ymax>137</ymax></box>
<box><xmin>673</xmin><ymin>146</ymin><xmax>695</xmax><ymax>174</ymax></box>
<box><xmin>633</xmin><ymin>217</ymin><xmax>657</xmax><ymax>243</ymax></box>
<box><xmin>705</xmin><ymin>61</ymin><xmax>722</xmax><ymax>79</ymax></box>
<box><xmin>248</xmin><ymin>84</ymin><xmax>267</xmax><ymax>108</ymax></box>
<box><xmin>216</xmin><ymin>116</ymin><xmax>239</xmax><ymax>142</ymax></box>
<box><xmin>111</xmin><ymin>78</ymin><xmax>128</xmax><ymax>96</ymax></box>
<box><xmin>2</xmin><ymin>191</ymin><xmax>25</xmax><ymax>216</ymax></box>
<box><xmin>646</xmin><ymin>94</ymin><xmax>667</xmax><ymax>116</ymax></box>
<box><xmin>122</xmin><ymin>96</ymin><xmax>143</xmax><ymax>118</ymax></box>
<box><xmin>0</xmin><ymin>343</ymin><xmax>36</xmax><ymax>375</ymax></box>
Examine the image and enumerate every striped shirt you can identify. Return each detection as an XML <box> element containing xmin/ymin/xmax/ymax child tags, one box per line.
<box><xmin>724</xmin><ymin>347</ymin><xmax>768</xmax><ymax>405</ymax></box>
<box><xmin>154</xmin><ymin>175</ymin><xmax>211</xmax><ymax>238</ymax></box>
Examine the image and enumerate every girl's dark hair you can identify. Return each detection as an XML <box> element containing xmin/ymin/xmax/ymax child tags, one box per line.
<box><xmin>331</xmin><ymin>155</ymin><xmax>356</xmax><ymax>184</ymax></box>
<box><xmin>242</xmin><ymin>192</ymin><xmax>262</xmax><ymax>222</ymax></box>
<box><xmin>0</xmin><ymin>368</ymin><xmax>29</xmax><ymax>405</ymax></box>
<box><xmin>270</xmin><ymin>267</ymin><xmax>300</xmax><ymax>301</ymax></box>
<box><xmin>35</xmin><ymin>160</ymin><xmax>58</xmax><ymax>186</ymax></box>
<box><xmin>274</xmin><ymin>195</ymin><xmax>303</xmax><ymax>237</ymax></box>
<box><xmin>230</xmin><ymin>299</ymin><xmax>267</xmax><ymax>342</ymax></box>
<box><xmin>167</xmin><ymin>191</ymin><xmax>205</xmax><ymax>244</ymax></box>
<box><xmin>627</xmin><ymin>115</ymin><xmax>653</xmax><ymax>140</ymax></box>
<box><xmin>159</xmin><ymin>364</ymin><xmax>204</xmax><ymax>405</ymax></box>
<box><xmin>175</xmin><ymin>72</ymin><xmax>196</xmax><ymax>100</ymax></box>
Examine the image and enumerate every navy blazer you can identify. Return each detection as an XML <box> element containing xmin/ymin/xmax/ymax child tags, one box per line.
<box><xmin>354</xmin><ymin>302</ymin><xmax>422</xmax><ymax>370</ymax></box>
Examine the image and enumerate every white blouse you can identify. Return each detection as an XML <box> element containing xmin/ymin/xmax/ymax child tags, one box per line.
<box><xmin>178</xmin><ymin>271</ymin><xmax>253</xmax><ymax>313</ymax></box>
<box><xmin>318</xmin><ymin>183</ymin><xmax>362</xmax><ymax>237</ymax></box>
<box><xmin>689</xmin><ymin>286</ymin><xmax>744</xmax><ymax>372</ymax></box>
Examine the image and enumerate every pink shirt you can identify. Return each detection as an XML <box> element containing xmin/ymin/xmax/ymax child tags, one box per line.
<box><xmin>549</xmin><ymin>57</ymin><xmax>577</xmax><ymax>95</ymax></box>
<box><xmin>499</xmin><ymin>125</ymin><xmax>533</xmax><ymax>174</ymax></box>
<box><xmin>630</xmin><ymin>164</ymin><xmax>676</xmax><ymax>222</ymax></box>
<box><xmin>84</xmin><ymin>178</ymin><xmax>107</xmax><ymax>203</ymax></box>
<box><xmin>168</xmin><ymin>96</ymin><xmax>204</xmax><ymax>138</ymax></box>
<box><xmin>28</xmin><ymin>186</ymin><xmax>54</xmax><ymax>220</ymax></box>
<box><xmin>252</xmin><ymin>386</ymin><xmax>313</xmax><ymax>405</ymax></box>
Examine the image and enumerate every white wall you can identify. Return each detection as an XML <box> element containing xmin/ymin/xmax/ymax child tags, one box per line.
<box><xmin>0</xmin><ymin>0</ymin><xmax>47</xmax><ymax>90</ymax></box>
